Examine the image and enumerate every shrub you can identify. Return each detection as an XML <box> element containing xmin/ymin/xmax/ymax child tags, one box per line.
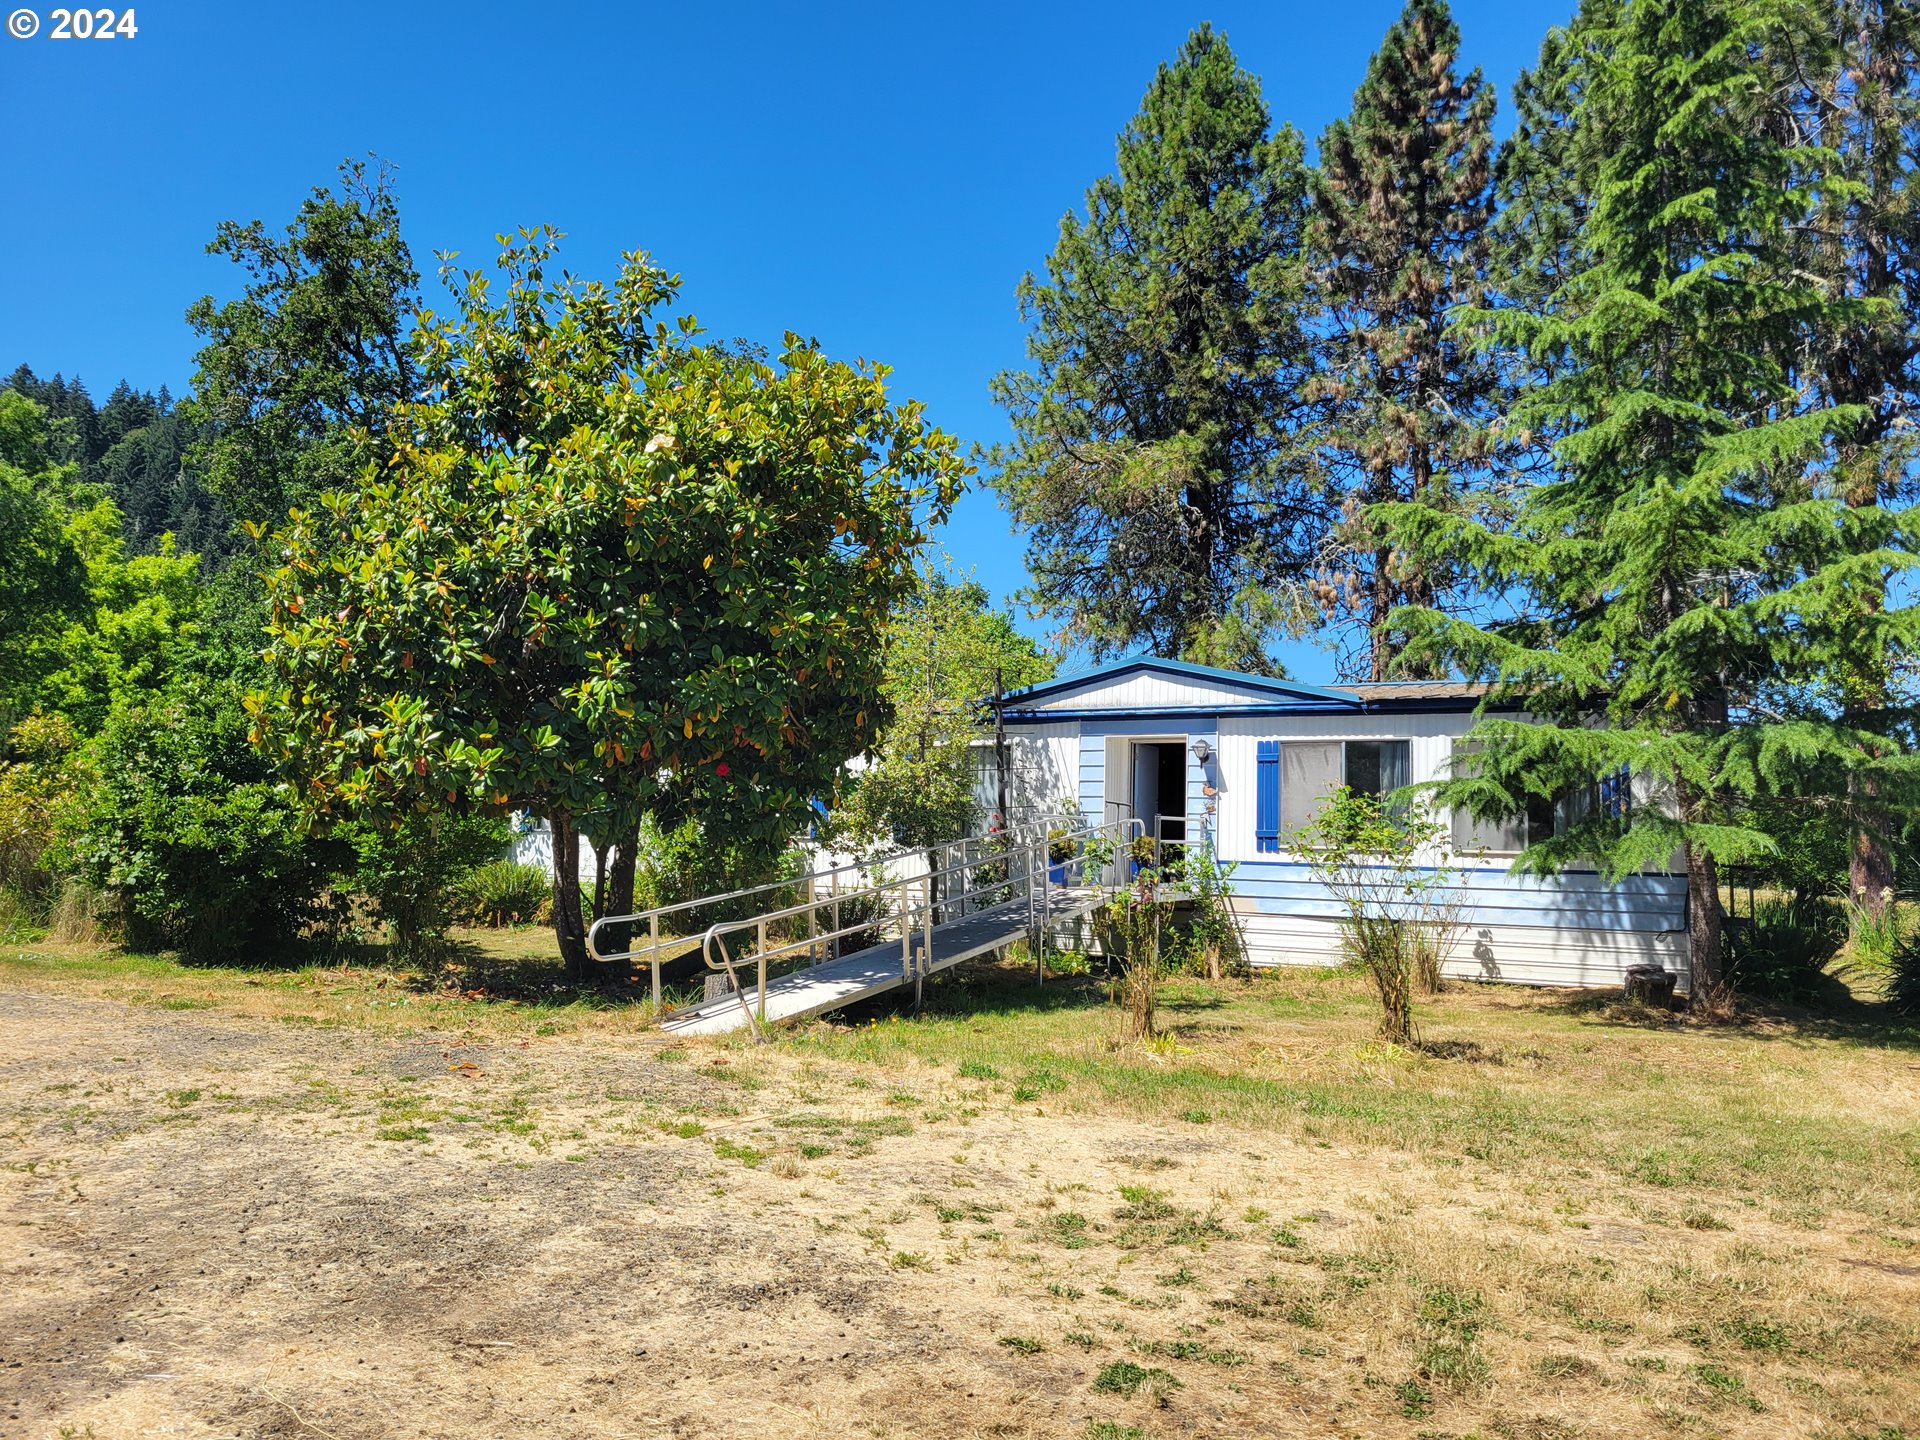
<box><xmin>346</xmin><ymin>812</ymin><xmax>511</xmax><ymax>961</ymax></box>
<box><xmin>1293</xmin><ymin>789</ymin><xmax>1462</xmax><ymax>1044</ymax></box>
<box><xmin>1725</xmin><ymin>897</ymin><xmax>1844</xmax><ymax>1002</ymax></box>
<box><xmin>817</xmin><ymin>886</ymin><xmax>888</xmax><ymax>957</ymax></box>
<box><xmin>1887</xmin><ymin>934</ymin><xmax>1920</xmax><ymax>1018</ymax></box>
<box><xmin>1166</xmin><ymin>842</ymin><xmax>1247</xmax><ymax>980</ymax></box>
<box><xmin>0</xmin><ymin>711</ymin><xmax>82</xmax><ymax>927</ymax></box>
<box><xmin>450</xmin><ymin>859</ymin><xmax>552</xmax><ymax>927</ymax></box>
<box><xmin>632</xmin><ymin>814</ymin><xmax>793</xmax><ymax>928</ymax></box>
<box><xmin>54</xmin><ymin>687</ymin><xmax>341</xmax><ymax>963</ymax></box>
<box><xmin>1093</xmin><ymin>880</ymin><xmax>1170</xmax><ymax>1039</ymax></box>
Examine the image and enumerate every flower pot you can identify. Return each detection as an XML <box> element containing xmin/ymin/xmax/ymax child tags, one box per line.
<box><xmin>1048</xmin><ymin>861</ymin><xmax>1068</xmax><ymax>885</ymax></box>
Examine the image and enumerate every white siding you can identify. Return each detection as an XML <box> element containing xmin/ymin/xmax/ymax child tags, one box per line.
<box><xmin>509</xmin><ymin>820</ymin><xmax>601</xmax><ymax>884</ymax></box>
<box><xmin>975</xmin><ymin>723</ymin><xmax>1080</xmax><ymax>828</ymax></box>
<box><xmin>1049</xmin><ymin>908</ymin><xmax>1691</xmax><ymax>992</ymax></box>
<box><xmin>1028</xmin><ymin>670</ymin><xmax>1298</xmax><ymax>713</ymax></box>
<box><xmin>1228</xmin><ymin>909</ymin><xmax>1692</xmax><ymax>991</ymax></box>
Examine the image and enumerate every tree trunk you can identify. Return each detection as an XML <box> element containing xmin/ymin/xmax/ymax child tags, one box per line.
<box><xmin>1849</xmin><ymin>771</ymin><xmax>1896</xmax><ymax>920</ymax></box>
<box><xmin>547</xmin><ymin>808</ymin><xmax>591</xmax><ymax>981</ymax></box>
<box><xmin>1368</xmin><ymin>541</ymin><xmax>1395</xmax><ymax>681</ymax></box>
<box><xmin>1683</xmin><ymin>841</ymin><xmax>1723</xmax><ymax>1002</ymax></box>
<box><xmin>590</xmin><ymin>841</ymin><xmax>610</xmax><ymax>925</ymax></box>
<box><xmin>601</xmin><ymin>822</ymin><xmax>642</xmax><ymax>966</ymax></box>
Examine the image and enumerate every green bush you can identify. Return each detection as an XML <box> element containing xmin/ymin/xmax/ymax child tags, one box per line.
<box><xmin>632</xmin><ymin>814</ymin><xmax>794</xmax><ymax>930</ymax></box>
<box><xmin>0</xmin><ymin>711</ymin><xmax>82</xmax><ymax>929</ymax></box>
<box><xmin>346</xmin><ymin>812</ymin><xmax>512</xmax><ymax>961</ymax></box>
<box><xmin>1886</xmin><ymin>934</ymin><xmax>1920</xmax><ymax>1018</ymax></box>
<box><xmin>450</xmin><ymin>859</ymin><xmax>552</xmax><ymax>927</ymax></box>
<box><xmin>55</xmin><ymin>687</ymin><xmax>341</xmax><ymax>962</ymax></box>
<box><xmin>1725</xmin><ymin>897</ymin><xmax>1844</xmax><ymax>1002</ymax></box>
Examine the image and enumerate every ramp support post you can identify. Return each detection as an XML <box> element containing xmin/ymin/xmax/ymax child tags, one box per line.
<box><xmin>649</xmin><ymin>913</ymin><xmax>662</xmax><ymax>1011</ymax></box>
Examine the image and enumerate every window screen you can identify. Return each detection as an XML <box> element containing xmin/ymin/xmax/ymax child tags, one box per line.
<box><xmin>1280</xmin><ymin>742</ymin><xmax>1342</xmax><ymax>835</ymax></box>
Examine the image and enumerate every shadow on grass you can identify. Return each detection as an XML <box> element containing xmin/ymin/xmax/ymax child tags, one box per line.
<box><xmin>403</xmin><ymin>933</ymin><xmax>684</xmax><ymax>1010</ymax></box>
<box><xmin>134</xmin><ymin>926</ymin><xmax>671</xmax><ymax>1015</ymax></box>
<box><xmin>819</xmin><ymin>956</ymin><xmax>1246</xmax><ymax>1035</ymax></box>
<box><xmin>827</xmin><ymin>959</ymin><xmax>1112</xmax><ymax>1029</ymax></box>
<box><xmin>1537</xmin><ymin>976</ymin><xmax>1920</xmax><ymax>1051</ymax></box>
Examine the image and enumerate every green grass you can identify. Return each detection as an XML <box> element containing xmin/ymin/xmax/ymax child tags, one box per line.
<box><xmin>9</xmin><ymin>925</ymin><xmax>1920</xmax><ymax>1440</ymax></box>
<box><xmin>0</xmin><ymin>930</ymin><xmax>683</xmax><ymax>1041</ymax></box>
<box><xmin>776</xmin><ymin>960</ymin><xmax>1920</xmax><ymax>1229</ymax></box>
<box><xmin>1092</xmin><ymin>1360</ymin><xmax>1179</xmax><ymax>1397</ymax></box>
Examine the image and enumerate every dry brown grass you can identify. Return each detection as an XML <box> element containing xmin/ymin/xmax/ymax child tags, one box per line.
<box><xmin>1</xmin><ymin>938</ymin><xmax>1916</xmax><ymax>1439</ymax></box>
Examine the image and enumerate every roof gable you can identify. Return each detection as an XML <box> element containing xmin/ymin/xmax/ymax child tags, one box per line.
<box><xmin>1000</xmin><ymin>657</ymin><xmax>1361</xmax><ymax>716</ymax></box>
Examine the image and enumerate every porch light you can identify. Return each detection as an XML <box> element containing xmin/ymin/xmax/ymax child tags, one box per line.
<box><xmin>1190</xmin><ymin>739</ymin><xmax>1213</xmax><ymax>764</ymax></box>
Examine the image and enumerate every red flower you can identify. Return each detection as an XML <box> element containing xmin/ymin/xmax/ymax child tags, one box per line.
<box><xmin>715</xmin><ymin>762</ymin><xmax>731</xmax><ymax>778</ymax></box>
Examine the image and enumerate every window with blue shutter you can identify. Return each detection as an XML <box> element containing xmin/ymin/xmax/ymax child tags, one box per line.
<box><xmin>1255</xmin><ymin>740</ymin><xmax>1281</xmax><ymax>853</ymax></box>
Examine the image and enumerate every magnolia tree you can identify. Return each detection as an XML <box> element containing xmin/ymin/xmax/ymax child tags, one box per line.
<box><xmin>251</xmin><ymin>232</ymin><xmax>968</xmax><ymax>977</ymax></box>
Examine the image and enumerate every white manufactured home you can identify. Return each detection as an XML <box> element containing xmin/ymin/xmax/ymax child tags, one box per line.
<box><xmin>981</xmin><ymin>656</ymin><xmax>1690</xmax><ymax>992</ymax></box>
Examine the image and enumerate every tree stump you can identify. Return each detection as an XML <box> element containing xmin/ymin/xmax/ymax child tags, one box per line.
<box><xmin>1623</xmin><ymin>964</ymin><xmax>1676</xmax><ymax>1008</ymax></box>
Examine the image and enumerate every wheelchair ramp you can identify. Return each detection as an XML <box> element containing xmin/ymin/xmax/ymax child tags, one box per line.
<box><xmin>660</xmin><ymin>887</ymin><xmax>1108</xmax><ymax>1038</ymax></box>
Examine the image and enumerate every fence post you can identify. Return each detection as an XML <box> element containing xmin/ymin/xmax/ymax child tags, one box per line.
<box><xmin>806</xmin><ymin>869</ymin><xmax>818</xmax><ymax>967</ymax></box>
<box><xmin>756</xmin><ymin>918</ymin><xmax>768</xmax><ymax>1027</ymax></box>
<box><xmin>1037</xmin><ymin>839</ymin><xmax>1050</xmax><ymax>982</ymax></box>
<box><xmin>649</xmin><ymin>913</ymin><xmax>661</xmax><ymax>1011</ymax></box>
<box><xmin>923</xmin><ymin>870</ymin><xmax>935</xmax><ymax>985</ymax></box>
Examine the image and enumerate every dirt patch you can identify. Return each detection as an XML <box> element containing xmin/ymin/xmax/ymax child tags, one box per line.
<box><xmin>2</xmin><ymin>987</ymin><xmax>1916</xmax><ymax>1439</ymax></box>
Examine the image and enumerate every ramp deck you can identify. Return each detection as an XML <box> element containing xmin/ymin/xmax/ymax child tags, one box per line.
<box><xmin>659</xmin><ymin>887</ymin><xmax>1109</xmax><ymax>1037</ymax></box>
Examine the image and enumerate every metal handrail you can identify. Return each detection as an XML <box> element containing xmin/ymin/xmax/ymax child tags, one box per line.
<box><xmin>695</xmin><ymin>817</ymin><xmax>1144</xmax><ymax>1036</ymax></box>
<box><xmin>1153</xmin><ymin>813</ymin><xmax>1193</xmax><ymax>859</ymax></box>
<box><xmin>579</xmin><ymin>840</ymin><xmax>975</xmax><ymax>1006</ymax></box>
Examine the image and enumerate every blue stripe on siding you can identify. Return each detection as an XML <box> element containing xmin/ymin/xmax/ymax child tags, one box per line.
<box><xmin>1255</xmin><ymin>741</ymin><xmax>1280</xmax><ymax>853</ymax></box>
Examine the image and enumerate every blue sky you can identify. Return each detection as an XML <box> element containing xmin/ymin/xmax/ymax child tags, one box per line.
<box><xmin>0</xmin><ymin>0</ymin><xmax>1571</xmax><ymax>681</ymax></box>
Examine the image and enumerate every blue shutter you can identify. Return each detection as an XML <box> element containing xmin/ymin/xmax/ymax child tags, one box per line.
<box><xmin>1255</xmin><ymin>741</ymin><xmax>1281</xmax><ymax>854</ymax></box>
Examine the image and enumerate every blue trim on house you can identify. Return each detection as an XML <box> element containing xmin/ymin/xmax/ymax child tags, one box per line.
<box><xmin>1254</xmin><ymin>741</ymin><xmax>1280</xmax><ymax>853</ymax></box>
<box><xmin>1002</xmin><ymin>656</ymin><xmax>1364</xmax><ymax>708</ymax></box>
<box><xmin>1003</xmin><ymin>703</ymin><xmax>1365</xmax><ymax>721</ymax></box>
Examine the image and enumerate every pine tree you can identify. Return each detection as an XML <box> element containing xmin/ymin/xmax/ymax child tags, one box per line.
<box><xmin>1778</xmin><ymin>2</ymin><xmax>1920</xmax><ymax>923</ymax></box>
<box><xmin>1308</xmin><ymin>0</ymin><xmax>1503</xmax><ymax>680</ymax></box>
<box><xmin>1488</xmin><ymin>1</ymin><xmax>1618</xmax><ymax>312</ymax></box>
<box><xmin>1379</xmin><ymin>0</ymin><xmax>1911</xmax><ymax>994</ymax></box>
<box><xmin>990</xmin><ymin>24</ymin><xmax>1319</xmax><ymax>670</ymax></box>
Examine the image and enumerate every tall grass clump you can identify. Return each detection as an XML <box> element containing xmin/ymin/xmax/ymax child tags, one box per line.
<box><xmin>450</xmin><ymin>860</ymin><xmax>553</xmax><ymax>927</ymax></box>
<box><xmin>1846</xmin><ymin>898</ymin><xmax>1906</xmax><ymax>973</ymax></box>
<box><xmin>1885</xmin><ymin>933</ymin><xmax>1920</xmax><ymax>1018</ymax></box>
<box><xmin>1725</xmin><ymin>897</ymin><xmax>1844</xmax><ymax>1002</ymax></box>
